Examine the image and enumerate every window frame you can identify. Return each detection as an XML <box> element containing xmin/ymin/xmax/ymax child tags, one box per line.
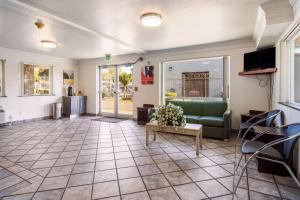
<box><xmin>161</xmin><ymin>56</ymin><xmax>227</xmax><ymax>104</ymax></box>
<box><xmin>0</xmin><ymin>59</ymin><xmax>5</xmax><ymax>97</ymax></box>
<box><xmin>287</xmin><ymin>28</ymin><xmax>300</xmax><ymax>106</ymax></box>
<box><xmin>20</xmin><ymin>63</ymin><xmax>54</xmax><ymax>97</ymax></box>
<box><xmin>278</xmin><ymin>20</ymin><xmax>300</xmax><ymax>110</ymax></box>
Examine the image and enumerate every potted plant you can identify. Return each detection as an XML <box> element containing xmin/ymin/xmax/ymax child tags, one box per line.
<box><xmin>151</xmin><ymin>103</ymin><xmax>186</xmax><ymax>130</ymax></box>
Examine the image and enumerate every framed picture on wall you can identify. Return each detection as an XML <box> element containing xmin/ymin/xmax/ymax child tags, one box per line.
<box><xmin>141</xmin><ymin>65</ymin><xmax>154</xmax><ymax>84</ymax></box>
<box><xmin>63</xmin><ymin>70</ymin><xmax>74</xmax><ymax>86</ymax></box>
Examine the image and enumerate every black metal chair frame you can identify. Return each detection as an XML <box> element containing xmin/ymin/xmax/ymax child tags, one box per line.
<box><xmin>236</xmin><ymin>110</ymin><xmax>283</xmax><ymax>146</ymax></box>
<box><xmin>234</xmin><ymin>123</ymin><xmax>300</xmax><ymax>194</ymax></box>
<box><xmin>233</xmin><ymin>110</ymin><xmax>283</xmax><ymax>197</ymax></box>
<box><xmin>235</xmin><ymin>126</ymin><xmax>278</xmax><ymax>171</ymax></box>
<box><xmin>234</xmin><ymin>110</ymin><xmax>282</xmax><ymax>171</ymax></box>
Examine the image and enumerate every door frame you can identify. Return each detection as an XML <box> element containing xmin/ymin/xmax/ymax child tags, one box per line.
<box><xmin>98</xmin><ymin>65</ymin><xmax>133</xmax><ymax>119</ymax></box>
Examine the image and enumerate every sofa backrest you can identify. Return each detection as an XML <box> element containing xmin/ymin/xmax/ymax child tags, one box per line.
<box><xmin>166</xmin><ymin>100</ymin><xmax>228</xmax><ymax>116</ymax></box>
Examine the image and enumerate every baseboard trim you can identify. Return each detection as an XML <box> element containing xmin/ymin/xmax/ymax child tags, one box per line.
<box><xmin>83</xmin><ymin>113</ymin><xmax>98</xmax><ymax>116</ymax></box>
<box><xmin>0</xmin><ymin>116</ymin><xmax>52</xmax><ymax>127</ymax></box>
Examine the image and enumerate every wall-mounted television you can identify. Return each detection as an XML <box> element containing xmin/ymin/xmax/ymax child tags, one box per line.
<box><xmin>244</xmin><ymin>47</ymin><xmax>276</xmax><ymax>71</ymax></box>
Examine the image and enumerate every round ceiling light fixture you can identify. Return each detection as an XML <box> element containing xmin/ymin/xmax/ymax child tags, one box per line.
<box><xmin>140</xmin><ymin>12</ymin><xmax>162</xmax><ymax>27</ymax></box>
<box><xmin>41</xmin><ymin>40</ymin><xmax>57</xmax><ymax>48</ymax></box>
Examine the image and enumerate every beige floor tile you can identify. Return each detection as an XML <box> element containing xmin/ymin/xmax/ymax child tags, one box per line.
<box><xmin>174</xmin><ymin>183</ymin><xmax>207</xmax><ymax>200</ymax></box>
<box><xmin>197</xmin><ymin>179</ymin><xmax>231</xmax><ymax>198</ymax></box>
<box><xmin>115</xmin><ymin>158</ymin><xmax>136</xmax><ymax>168</ymax></box>
<box><xmin>119</xmin><ymin>177</ymin><xmax>146</xmax><ymax>194</ymax></box>
<box><xmin>117</xmin><ymin>166</ymin><xmax>140</xmax><ymax>179</ymax></box>
<box><xmin>142</xmin><ymin>174</ymin><xmax>170</xmax><ymax>190</ymax></box>
<box><xmin>62</xmin><ymin>185</ymin><xmax>92</xmax><ymax>200</ymax></box>
<box><xmin>148</xmin><ymin>187</ymin><xmax>180</xmax><ymax>200</ymax></box>
<box><xmin>248</xmin><ymin>178</ymin><xmax>280</xmax><ymax>197</ymax></box>
<box><xmin>164</xmin><ymin>171</ymin><xmax>192</xmax><ymax>185</ymax></box>
<box><xmin>94</xmin><ymin>169</ymin><xmax>117</xmax><ymax>183</ymax></box>
<box><xmin>92</xmin><ymin>181</ymin><xmax>119</xmax><ymax>199</ymax></box>
<box><xmin>47</xmin><ymin>165</ymin><xmax>73</xmax><ymax>177</ymax></box>
<box><xmin>33</xmin><ymin>189</ymin><xmax>64</xmax><ymax>200</ymax></box>
<box><xmin>122</xmin><ymin>191</ymin><xmax>150</xmax><ymax>200</ymax></box>
<box><xmin>157</xmin><ymin>161</ymin><xmax>181</xmax><ymax>173</ymax></box>
<box><xmin>38</xmin><ymin>175</ymin><xmax>69</xmax><ymax>191</ymax></box>
<box><xmin>138</xmin><ymin>164</ymin><xmax>161</xmax><ymax>176</ymax></box>
<box><xmin>73</xmin><ymin>163</ymin><xmax>95</xmax><ymax>174</ymax></box>
<box><xmin>203</xmin><ymin>165</ymin><xmax>231</xmax><ymax>178</ymax></box>
<box><xmin>68</xmin><ymin>172</ymin><xmax>94</xmax><ymax>187</ymax></box>
<box><xmin>185</xmin><ymin>168</ymin><xmax>213</xmax><ymax>182</ymax></box>
<box><xmin>95</xmin><ymin>160</ymin><xmax>115</xmax><ymax>171</ymax></box>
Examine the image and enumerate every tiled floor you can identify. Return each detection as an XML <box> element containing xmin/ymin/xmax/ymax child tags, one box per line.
<box><xmin>0</xmin><ymin>117</ymin><xmax>299</xmax><ymax>200</ymax></box>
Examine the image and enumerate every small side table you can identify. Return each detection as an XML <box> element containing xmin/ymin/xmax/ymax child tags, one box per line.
<box><xmin>137</xmin><ymin>104</ymin><xmax>155</xmax><ymax>125</ymax></box>
<box><xmin>241</xmin><ymin>110</ymin><xmax>265</xmax><ymax>123</ymax></box>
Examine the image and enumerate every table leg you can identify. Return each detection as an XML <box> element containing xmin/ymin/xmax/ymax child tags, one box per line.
<box><xmin>196</xmin><ymin>131</ymin><xmax>200</xmax><ymax>156</ymax></box>
<box><xmin>200</xmin><ymin>128</ymin><xmax>203</xmax><ymax>148</ymax></box>
<box><xmin>154</xmin><ymin>131</ymin><xmax>156</xmax><ymax>141</ymax></box>
<box><xmin>146</xmin><ymin>129</ymin><xmax>149</xmax><ymax>146</ymax></box>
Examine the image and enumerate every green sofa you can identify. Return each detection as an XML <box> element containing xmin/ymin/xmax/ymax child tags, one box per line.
<box><xmin>166</xmin><ymin>100</ymin><xmax>231</xmax><ymax>140</ymax></box>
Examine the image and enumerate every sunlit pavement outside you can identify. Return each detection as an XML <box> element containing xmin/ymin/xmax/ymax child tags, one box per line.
<box><xmin>101</xmin><ymin>97</ymin><xmax>133</xmax><ymax>115</ymax></box>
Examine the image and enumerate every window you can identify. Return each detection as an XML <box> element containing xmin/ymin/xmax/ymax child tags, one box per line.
<box><xmin>0</xmin><ymin>60</ymin><xmax>5</xmax><ymax>96</ymax></box>
<box><xmin>292</xmin><ymin>36</ymin><xmax>300</xmax><ymax>104</ymax></box>
<box><xmin>22</xmin><ymin>63</ymin><xmax>53</xmax><ymax>96</ymax></box>
<box><xmin>162</xmin><ymin>57</ymin><xmax>228</xmax><ymax>102</ymax></box>
<box><xmin>279</xmin><ymin>26</ymin><xmax>300</xmax><ymax>109</ymax></box>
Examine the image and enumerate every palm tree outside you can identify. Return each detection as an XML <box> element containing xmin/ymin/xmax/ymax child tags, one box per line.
<box><xmin>119</xmin><ymin>72</ymin><xmax>132</xmax><ymax>99</ymax></box>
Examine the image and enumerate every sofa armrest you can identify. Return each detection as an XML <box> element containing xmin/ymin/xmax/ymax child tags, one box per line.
<box><xmin>223</xmin><ymin>110</ymin><xmax>232</xmax><ymax>139</ymax></box>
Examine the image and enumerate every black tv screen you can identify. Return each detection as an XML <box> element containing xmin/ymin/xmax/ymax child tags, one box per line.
<box><xmin>244</xmin><ymin>47</ymin><xmax>275</xmax><ymax>71</ymax></box>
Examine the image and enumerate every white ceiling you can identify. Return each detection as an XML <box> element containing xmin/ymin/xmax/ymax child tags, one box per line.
<box><xmin>0</xmin><ymin>0</ymin><xmax>271</xmax><ymax>59</ymax></box>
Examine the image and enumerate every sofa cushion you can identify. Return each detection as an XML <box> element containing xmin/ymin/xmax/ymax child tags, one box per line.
<box><xmin>169</xmin><ymin>101</ymin><xmax>202</xmax><ymax>116</ymax></box>
<box><xmin>201</xmin><ymin>101</ymin><xmax>227</xmax><ymax>116</ymax></box>
<box><xmin>198</xmin><ymin>116</ymin><xmax>224</xmax><ymax>127</ymax></box>
<box><xmin>185</xmin><ymin>115</ymin><xmax>201</xmax><ymax>124</ymax></box>
<box><xmin>166</xmin><ymin>100</ymin><xmax>227</xmax><ymax>116</ymax></box>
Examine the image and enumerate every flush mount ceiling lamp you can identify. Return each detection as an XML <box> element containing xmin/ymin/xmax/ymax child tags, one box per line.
<box><xmin>140</xmin><ymin>12</ymin><xmax>162</xmax><ymax>27</ymax></box>
<box><xmin>41</xmin><ymin>40</ymin><xmax>57</xmax><ymax>48</ymax></box>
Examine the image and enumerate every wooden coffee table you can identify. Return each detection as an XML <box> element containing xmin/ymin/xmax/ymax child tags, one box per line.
<box><xmin>145</xmin><ymin>122</ymin><xmax>203</xmax><ymax>155</ymax></box>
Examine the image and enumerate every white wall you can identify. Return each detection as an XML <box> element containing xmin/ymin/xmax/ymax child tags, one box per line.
<box><xmin>78</xmin><ymin>39</ymin><xmax>270</xmax><ymax>129</ymax></box>
<box><xmin>0</xmin><ymin>47</ymin><xmax>78</xmax><ymax>122</ymax></box>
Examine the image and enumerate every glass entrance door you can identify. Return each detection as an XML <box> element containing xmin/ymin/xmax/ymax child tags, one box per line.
<box><xmin>118</xmin><ymin>65</ymin><xmax>133</xmax><ymax>116</ymax></box>
<box><xmin>100</xmin><ymin>66</ymin><xmax>116</xmax><ymax>116</ymax></box>
<box><xmin>100</xmin><ymin>65</ymin><xmax>133</xmax><ymax>118</ymax></box>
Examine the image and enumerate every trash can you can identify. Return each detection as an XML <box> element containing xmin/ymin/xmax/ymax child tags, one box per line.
<box><xmin>52</xmin><ymin>103</ymin><xmax>62</xmax><ymax>119</ymax></box>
